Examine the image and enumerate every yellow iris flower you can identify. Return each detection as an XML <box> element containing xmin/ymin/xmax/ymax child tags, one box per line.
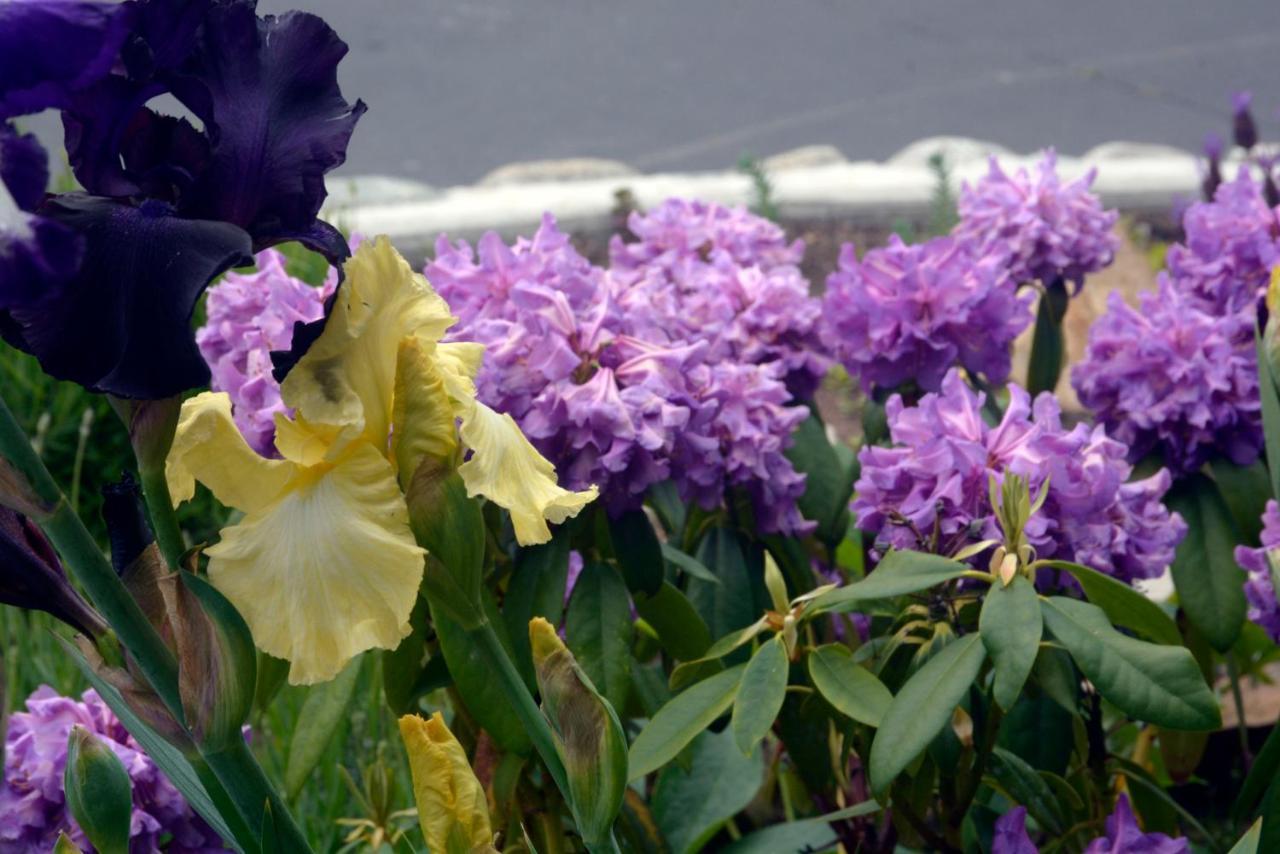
<box><xmin>167</xmin><ymin>238</ymin><xmax>596</xmax><ymax>684</ymax></box>
<box><xmin>398</xmin><ymin>712</ymin><xmax>498</xmax><ymax>854</ymax></box>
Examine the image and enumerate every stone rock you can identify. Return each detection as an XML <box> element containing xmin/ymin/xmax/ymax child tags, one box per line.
<box><xmin>478</xmin><ymin>157</ymin><xmax>638</xmax><ymax>187</ymax></box>
<box><xmin>1083</xmin><ymin>141</ymin><xmax>1191</xmax><ymax>162</ymax></box>
<box><xmin>762</xmin><ymin>144</ymin><xmax>847</xmax><ymax>171</ymax></box>
<box><xmin>886</xmin><ymin>136</ymin><xmax>1015</xmax><ymax>170</ymax></box>
<box><xmin>323</xmin><ymin>175</ymin><xmax>439</xmax><ymax>209</ymax></box>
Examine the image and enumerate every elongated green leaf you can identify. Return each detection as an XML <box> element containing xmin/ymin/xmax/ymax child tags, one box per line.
<box><xmin>610</xmin><ymin>508</ymin><xmax>665</xmax><ymax>596</ymax></box>
<box><xmin>719</xmin><ymin>801</ymin><xmax>881</xmax><ymax>854</ymax></box>
<box><xmin>868</xmin><ymin>633</ymin><xmax>987</xmax><ymax>796</ymax></box>
<box><xmin>633</xmin><ymin>582</ymin><xmax>713</xmax><ymax>661</ymax></box>
<box><xmin>1256</xmin><ymin>323</ymin><xmax>1280</xmax><ymax>502</ymax></box>
<box><xmin>566</xmin><ymin>562</ymin><xmax>634</xmax><ymax>712</ymax></box>
<box><xmin>689</xmin><ymin>528</ymin><xmax>758</xmax><ymax>647</ymax></box>
<box><xmin>807</xmin><ymin>644</ymin><xmax>892</xmax><ymax>727</ymax></box>
<box><xmin>1026</xmin><ymin>279</ymin><xmax>1068</xmax><ymax>396</ymax></box>
<box><xmin>1211</xmin><ymin>458</ymin><xmax>1272</xmax><ymax>544</ymax></box>
<box><xmin>987</xmin><ymin>747</ymin><xmax>1064</xmax><ymax>834</ymax></box>
<box><xmin>997</xmin><ymin>692</ymin><xmax>1073</xmax><ymax>775</ymax></box>
<box><xmin>811</xmin><ymin>550</ymin><xmax>969</xmax><ymax>614</ymax></box>
<box><xmin>1166</xmin><ymin>473</ymin><xmax>1247</xmax><ymax>652</ymax></box>
<box><xmin>731</xmin><ymin>635</ymin><xmax>789</xmax><ymax>755</ymax></box>
<box><xmin>1230</xmin><ymin>818</ymin><xmax>1263</xmax><ymax>854</ymax></box>
<box><xmin>702</xmin><ymin>618</ymin><xmax>771</xmax><ymax>662</ymax></box>
<box><xmin>382</xmin><ymin>595</ymin><xmax>430</xmax><ymax>715</ymax></box>
<box><xmin>1236</xmin><ymin>716</ymin><xmax>1280</xmax><ymax>822</ymax></box>
<box><xmin>980</xmin><ymin>576</ymin><xmax>1042</xmax><ymax>711</ymax></box>
<box><xmin>785</xmin><ymin>412</ymin><xmax>856</xmax><ymax>545</ymax></box>
<box><xmin>285</xmin><ymin>656</ymin><xmax>362</xmax><ymax>799</ymax></box>
<box><xmin>432</xmin><ymin>597</ymin><xmax>532</xmax><ymax>754</ymax></box>
<box><xmin>1043</xmin><ymin>560</ymin><xmax>1180</xmax><ymax>645</ymax></box>
<box><xmin>652</xmin><ymin>728</ymin><xmax>766</xmax><ymax>854</ymax></box>
<box><xmin>628</xmin><ymin>664</ymin><xmax>746</xmax><ymax>780</ymax></box>
<box><xmin>1041</xmin><ymin>597</ymin><xmax>1220</xmax><ymax>731</ymax></box>
<box><xmin>504</xmin><ymin>533</ymin><xmax>571</xmax><ymax>684</ymax></box>
<box><xmin>662</xmin><ymin>542</ymin><xmax>720</xmax><ymax>585</ymax></box>
<box><xmin>64</xmin><ymin>645</ymin><xmax>248</xmax><ymax>851</ymax></box>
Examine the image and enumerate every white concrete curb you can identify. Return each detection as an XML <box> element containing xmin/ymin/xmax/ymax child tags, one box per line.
<box><xmin>322</xmin><ymin>136</ymin><xmax>1258</xmax><ymax>256</ymax></box>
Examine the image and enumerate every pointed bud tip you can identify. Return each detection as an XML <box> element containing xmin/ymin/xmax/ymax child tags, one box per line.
<box><xmin>530</xmin><ymin>616</ymin><xmax>566</xmax><ymax>666</ymax></box>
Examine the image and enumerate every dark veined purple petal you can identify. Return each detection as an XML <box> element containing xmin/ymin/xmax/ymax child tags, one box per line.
<box><xmin>0</xmin><ymin>194</ymin><xmax>252</xmax><ymax>398</ymax></box>
<box><xmin>173</xmin><ymin>1</ymin><xmax>366</xmax><ymax>256</ymax></box>
<box><xmin>0</xmin><ymin>0</ymin><xmax>137</xmax><ymax>119</ymax></box>
<box><xmin>0</xmin><ymin>507</ymin><xmax>106</xmax><ymax>638</ymax></box>
<box><xmin>0</xmin><ymin>205</ymin><xmax>83</xmax><ymax>311</ymax></box>
<box><xmin>0</xmin><ymin>122</ymin><xmax>49</xmax><ymax>212</ymax></box>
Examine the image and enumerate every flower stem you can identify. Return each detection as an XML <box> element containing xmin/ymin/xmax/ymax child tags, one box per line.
<box><xmin>138</xmin><ymin>463</ymin><xmax>187</xmax><ymax>570</ymax></box>
<box><xmin>468</xmin><ymin>618</ymin><xmax>570</xmax><ymax>799</ymax></box>
<box><xmin>203</xmin><ymin>738</ymin><xmax>313</xmax><ymax>853</ymax></box>
<box><xmin>1226</xmin><ymin>655</ymin><xmax>1254</xmax><ymax>772</ymax></box>
<box><xmin>0</xmin><ymin>394</ymin><xmax>182</xmax><ymax>713</ymax></box>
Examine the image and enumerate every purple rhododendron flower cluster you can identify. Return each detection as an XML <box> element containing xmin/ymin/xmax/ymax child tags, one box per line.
<box><xmin>1073</xmin><ymin>172</ymin><xmax>1275</xmax><ymax>474</ymax></box>
<box><xmin>1</xmin><ymin>686</ymin><xmax>230</xmax><ymax>853</ymax></box>
<box><xmin>1236</xmin><ymin>500</ymin><xmax>1280</xmax><ymax>642</ymax></box>
<box><xmin>196</xmin><ymin>249</ymin><xmax>336</xmax><ymax>456</ymax></box>
<box><xmin>1166</xmin><ymin>171</ymin><xmax>1280</xmax><ymax>315</ymax></box>
<box><xmin>853</xmin><ymin>370</ymin><xmax>1184</xmax><ymax>582</ymax></box>
<box><xmin>820</xmin><ymin>235</ymin><xmax>1033</xmax><ymax>393</ymax></box>
<box><xmin>428</xmin><ymin>212</ymin><xmax>813</xmax><ymax>533</ymax></box>
<box><xmin>993</xmin><ymin>796</ymin><xmax>1188</xmax><ymax>853</ymax></box>
<box><xmin>609</xmin><ymin>199</ymin><xmax>828</xmax><ymax>398</ymax></box>
<box><xmin>1072</xmin><ymin>277</ymin><xmax>1260</xmax><ymax>474</ymax></box>
<box><xmin>955</xmin><ymin>150</ymin><xmax>1119</xmax><ymax>288</ymax></box>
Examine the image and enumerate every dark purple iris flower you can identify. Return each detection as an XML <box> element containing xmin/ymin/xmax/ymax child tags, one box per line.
<box><xmin>0</xmin><ymin>0</ymin><xmax>364</xmax><ymax>398</ymax></box>
<box><xmin>0</xmin><ymin>506</ymin><xmax>106</xmax><ymax>638</ymax></box>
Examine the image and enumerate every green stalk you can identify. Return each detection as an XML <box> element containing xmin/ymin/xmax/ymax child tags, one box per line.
<box><xmin>468</xmin><ymin>618</ymin><xmax>570</xmax><ymax>799</ymax></box>
<box><xmin>203</xmin><ymin>738</ymin><xmax>313</xmax><ymax>853</ymax></box>
<box><xmin>0</xmin><ymin>395</ymin><xmax>181</xmax><ymax>714</ymax></box>
<box><xmin>138</xmin><ymin>463</ymin><xmax>187</xmax><ymax>570</ymax></box>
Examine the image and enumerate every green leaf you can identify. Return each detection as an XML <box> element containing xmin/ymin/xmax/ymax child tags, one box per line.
<box><xmin>719</xmin><ymin>801</ymin><xmax>881</xmax><ymax>854</ymax></box>
<box><xmin>633</xmin><ymin>582</ymin><xmax>713</xmax><ymax>661</ymax></box>
<box><xmin>1040</xmin><ymin>597</ymin><xmax>1220</xmax><ymax>730</ymax></box>
<box><xmin>1166</xmin><ymin>473</ymin><xmax>1247</xmax><ymax>652</ymax></box>
<box><xmin>807</xmin><ymin>644</ymin><xmax>892</xmax><ymax>727</ymax></box>
<box><xmin>1236</xmin><ymin>716</ymin><xmax>1280</xmax><ymax>822</ymax></box>
<box><xmin>785</xmin><ymin>412</ymin><xmax>856</xmax><ymax>545</ymax></box>
<box><xmin>1229</xmin><ymin>818</ymin><xmax>1263</xmax><ymax>854</ymax></box>
<box><xmin>997</xmin><ymin>692</ymin><xmax>1073</xmax><ymax>775</ymax></box>
<box><xmin>730</xmin><ymin>635</ymin><xmax>789</xmax><ymax>755</ymax></box>
<box><xmin>1026</xmin><ymin>278</ymin><xmax>1068</xmax><ymax>396</ymax></box>
<box><xmin>382</xmin><ymin>595</ymin><xmax>431</xmax><ymax>715</ymax></box>
<box><xmin>285</xmin><ymin>655</ymin><xmax>363</xmax><ymax>799</ymax></box>
<box><xmin>986</xmin><ymin>747</ymin><xmax>1064</xmax><ymax>835</ymax></box>
<box><xmin>689</xmin><ymin>528</ymin><xmax>758</xmax><ymax>648</ymax></box>
<box><xmin>628</xmin><ymin>664</ymin><xmax>746</xmax><ymax>780</ymax></box>
<box><xmin>811</xmin><ymin>550</ymin><xmax>969</xmax><ymax>613</ymax></box>
<box><xmin>610</xmin><ymin>508</ymin><xmax>665</xmax><ymax>596</ymax></box>
<box><xmin>652</xmin><ymin>728</ymin><xmax>766</xmax><ymax>853</ymax></box>
<box><xmin>1043</xmin><ymin>560</ymin><xmax>1180</xmax><ymax>645</ymax></box>
<box><xmin>504</xmin><ymin>532</ymin><xmax>571</xmax><ymax>684</ymax></box>
<box><xmin>432</xmin><ymin>595</ymin><xmax>532</xmax><ymax>754</ymax></box>
<box><xmin>1256</xmin><ymin>322</ymin><xmax>1280</xmax><ymax>502</ymax></box>
<box><xmin>1211</xmin><ymin>458</ymin><xmax>1273</xmax><ymax>544</ymax></box>
<box><xmin>980</xmin><ymin>576</ymin><xmax>1042</xmax><ymax>711</ymax></box>
<box><xmin>566</xmin><ymin>562</ymin><xmax>634</xmax><ymax>712</ymax></box>
<box><xmin>662</xmin><ymin>542</ymin><xmax>720</xmax><ymax>585</ymax></box>
<box><xmin>62</xmin><ymin>643</ymin><xmax>249</xmax><ymax>851</ymax></box>
<box><xmin>868</xmin><ymin>633</ymin><xmax>986</xmax><ymax>796</ymax></box>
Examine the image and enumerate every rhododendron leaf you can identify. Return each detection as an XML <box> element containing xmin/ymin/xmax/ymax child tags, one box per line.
<box><xmin>628</xmin><ymin>663</ymin><xmax>746</xmax><ymax>780</ymax></box>
<box><xmin>1166</xmin><ymin>473</ymin><xmax>1246</xmax><ymax>652</ymax></box>
<box><xmin>807</xmin><ymin>644</ymin><xmax>891</xmax><ymax>727</ymax></box>
<box><xmin>565</xmin><ymin>562</ymin><xmax>633</xmax><ymax>713</ymax></box>
<box><xmin>633</xmin><ymin>582</ymin><xmax>713</xmax><ymax>663</ymax></box>
<box><xmin>730</xmin><ymin>634</ymin><xmax>789</xmax><ymax>756</ymax></box>
<box><xmin>609</xmin><ymin>509</ymin><xmax>664</xmax><ymax>596</ymax></box>
<box><xmin>810</xmin><ymin>550</ymin><xmax>969</xmax><ymax>614</ymax></box>
<box><xmin>868</xmin><ymin>632</ymin><xmax>986</xmax><ymax>797</ymax></box>
<box><xmin>1256</xmin><ymin>323</ymin><xmax>1280</xmax><ymax>502</ymax></box>
<box><xmin>980</xmin><ymin>575</ymin><xmax>1042</xmax><ymax>712</ymax></box>
<box><xmin>1026</xmin><ymin>278</ymin><xmax>1069</xmax><ymax>396</ymax></box>
<box><xmin>785</xmin><ymin>412</ymin><xmax>855</xmax><ymax>546</ymax></box>
<box><xmin>1040</xmin><ymin>597</ymin><xmax>1220</xmax><ymax>730</ymax></box>
<box><xmin>1042</xmin><ymin>559</ymin><xmax>1180</xmax><ymax>645</ymax></box>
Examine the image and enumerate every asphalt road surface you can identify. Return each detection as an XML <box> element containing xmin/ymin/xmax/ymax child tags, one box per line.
<box><xmin>27</xmin><ymin>1</ymin><xmax>1280</xmax><ymax>187</ymax></box>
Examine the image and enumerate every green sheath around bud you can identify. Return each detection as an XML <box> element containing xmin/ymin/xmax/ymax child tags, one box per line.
<box><xmin>64</xmin><ymin>726</ymin><xmax>133</xmax><ymax>854</ymax></box>
<box><xmin>530</xmin><ymin>617</ymin><xmax>628</xmax><ymax>848</ymax></box>
<box><xmin>406</xmin><ymin>465</ymin><xmax>487</xmax><ymax>628</ymax></box>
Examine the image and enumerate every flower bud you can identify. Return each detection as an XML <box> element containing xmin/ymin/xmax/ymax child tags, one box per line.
<box><xmin>1233</xmin><ymin>91</ymin><xmax>1258</xmax><ymax>151</ymax></box>
<box><xmin>0</xmin><ymin>507</ymin><xmax>106</xmax><ymax>638</ymax></box>
<box><xmin>398</xmin><ymin>712</ymin><xmax>497</xmax><ymax>854</ymax></box>
<box><xmin>168</xmin><ymin>572</ymin><xmax>257</xmax><ymax>749</ymax></box>
<box><xmin>63</xmin><ymin>725</ymin><xmax>134</xmax><ymax>854</ymax></box>
<box><xmin>1201</xmin><ymin>133</ymin><xmax>1223</xmax><ymax>201</ymax></box>
<box><xmin>530</xmin><ymin>617</ymin><xmax>627</xmax><ymax>847</ymax></box>
<box><xmin>109</xmin><ymin>396</ymin><xmax>181</xmax><ymax>473</ymax></box>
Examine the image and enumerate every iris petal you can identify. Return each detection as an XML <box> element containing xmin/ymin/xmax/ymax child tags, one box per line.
<box><xmin>398</xmin><ymin>713</ymin><xmax>496</xmax><ymax>854</ymax></box>
<box><xmin>1</xmin><ymin>194</ymin><xmax>252</xmax><ymax>398</ymax></box>
<box><xmin>457</xmin><ymin>400</ymin><xmax>598</xmax><ymax>545</ymax></box>
<box><xmin>205</xmin><ymin>441</ymin><xmax>423</xmax><ymax>685</ymax></box>
<box><xmin>0</xmin><ymin>123</ymin><xmax>49</xmax><ymax>212</ymax></box>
